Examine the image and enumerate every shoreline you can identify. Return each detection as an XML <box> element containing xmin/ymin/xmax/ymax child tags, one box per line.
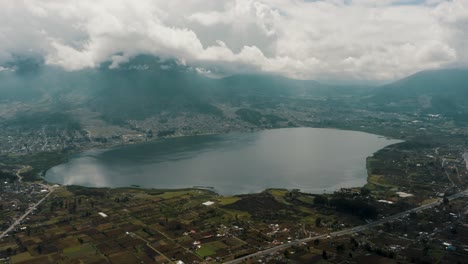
<box><xmin>39</xmin><ymin>126</ymin><xmax>404</xmax><ymax>196</ymax></box>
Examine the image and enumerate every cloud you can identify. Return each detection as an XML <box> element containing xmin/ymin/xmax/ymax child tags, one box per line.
<box><xmin>0</xmin><ymin>66</ymin><xmax>14</xmax><ymax>72</ymax></box>
<box><xmin>433</xmin><ymin>0</ymin><xmax>468</xmax><ymax>66</ymax></box>
<box><xmin>0</xmin><ymin>0</ymin><xmax>467</xmax><ymax>80</ymax></box>
<box><xmin>187</xmin><ymin>0</ymin><xmax>280</xmax><ymax>36</ymax></box>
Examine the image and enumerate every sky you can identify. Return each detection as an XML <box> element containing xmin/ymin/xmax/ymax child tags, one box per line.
<box><xmin>0</xmin><ymin>0</ymin><xmax>467</xmax><ymax>81</ymax></box>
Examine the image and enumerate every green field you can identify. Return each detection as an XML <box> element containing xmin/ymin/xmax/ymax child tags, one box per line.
<box><xmin>63</xmin><ymin>243</ymin><xmax>95</xmax><ymax>257</ymax></box>
<box><xmin>195</xmin><ymin>241</ymin><xmax>227</xmax><ymax>257</ymax></box>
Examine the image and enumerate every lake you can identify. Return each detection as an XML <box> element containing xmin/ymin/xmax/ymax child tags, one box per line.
<box><xmin>45</xmin><ymin>128</ymin><xmax>402</xmax><ymax>195</ymax></box>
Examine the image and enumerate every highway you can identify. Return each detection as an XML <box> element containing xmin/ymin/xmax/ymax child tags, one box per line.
<box><xmin>224</xmin><ymin>189</ymin><xmax>468</xmax><ymax>264</ymax></box>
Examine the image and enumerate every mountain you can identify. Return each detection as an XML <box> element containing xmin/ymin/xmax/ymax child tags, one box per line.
<box><xmin>0</xmin><ymin>56</ymin><xmax>368</xmax><ymax>121</ymax></box>
<box><xmin>2</xmin><ymin>55</ymin><xmax>467</xmax><ymax>130</ymax></box>
<box><xmin>217</xmin><ymin>74</ymin><xmax>373</xmax><ymax>99</ymax></box>
<box><xmin>366</xmin><ymin>68</ymin><xmax>468</xmax><ymax>121</ymax></box>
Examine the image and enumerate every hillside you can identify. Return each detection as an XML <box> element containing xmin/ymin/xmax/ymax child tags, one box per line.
<box><xmin>1</xmin><ymin>56</ymin><xmax>468</xmax><ymax>130</ymax></box>
<box><xmin>0</xmin><ymin>56</ymin><xmax>367</xmax><ymax>124</ymax></box>
<box><xmin>366</xmin><ymin>68</ymin><xmax>468</xmax><ymax>121</ymax></box>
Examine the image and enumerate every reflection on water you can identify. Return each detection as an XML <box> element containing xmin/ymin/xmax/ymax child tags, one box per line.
<box><xmin>48</xmin><ymin>157</ymin><xmax>109</xmax><ymax>186</ymax></box>
<box><xmin>46</xmin><ymin>128</ymin><xmax>402</xmax><ymax>195</ymax></box>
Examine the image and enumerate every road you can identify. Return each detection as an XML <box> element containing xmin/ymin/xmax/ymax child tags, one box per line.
<box><xmin>224</xmin><ymin>189</ymin><xmax>468</xmax><ymax>264</ymax></box>
<box><xmin>15</xmin><ymin>166</ymin><xmax>25</xmax><ymax>183</ymax></box>
<box><xmin>464</xmin><ymin>152</ymin><xmax>468</xmax><ymax>170</ymax></box>
<box><xmin>126</xmin><ymin>232</ymin><xmax>174</xmax><ymax>263</ymax></box>
<box><xmin>0</xmin><ymin>186</ymin><xmax>54</xmax><ymax>240</ymax></box>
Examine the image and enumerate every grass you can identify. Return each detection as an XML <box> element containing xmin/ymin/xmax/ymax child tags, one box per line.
<box><xmin>220</xmin><ymin>208</ymin><xmax>251</xmax><ymax>219</ymax></box>
<box><xmin>63</xmin><ymin>243</ymin><xmax>95</xmax><ymax>257</ymax></box>
<box><xmin>367</xmin><ymin>174</ymin><xmax>397</xmax><ymax>189</ymax></box>
<box><xmin>421</xmin><ymin>198</ymin><xmax>440</xmax><ymax>205</ymax></box>
<box><xmin>196</xmin><ymin>245</ymin><xmax>217</xmax><ymax>257</ymax></box>
<box><xmin>157</xmin><ymin>189</ymin><xmax>206</xmax><ymax>199</ymax></box>
<box><xmin>108</xmin><ymin>250</ymin><xmax>141</xmax><ymax>264</ymax></box>
<box><xmin>268</xmin><ymin>189</ymin><xmax>289</xmax><ymax>197</ymax></box>
<box><xmin>297</xmin><ymin>205</ymin><xmax>315</xmax><ymax>214</ymax></box>
<box><xmin>224</xmin><ymin>237</ymin><xmax>246</xmax><ymax>247</ymax></box>
<box><xmin>10</xmin><ymin>252</ymin><xmax>35</xmax><ymax>263</ymax></box>
<box><xmin>19</xmin><ymin>165</ymin><xmax>32</xmax><ymax>174</ymax></box>
<box><xmin>55</xmin><ymin>236</ymin><xmax>80</xmax><ymax>249</ymax></box>
<box><xmin>268</xmin><ymin>189</ymin><xmax>289</xmax><ymax>202</ymax></box>
<box><xmin>218</xmin><ymin>196</ymin><xmax>240</xmax><ymax>205</ymax></box>
<box><xmin>0</xmin><ymin>243</ymin><xmax>18</xmax><ymax>251</ymax></box>
<box><xmin>50</xmin><ymin>187</ymin><xmax>74</xmax><ymax>197</ymax></box>
<box><xmin>196</xmin><ymin>241</ymin><xmax>227</xmax><ymax>257</ymax></box>
<box><xmin>297</xmin><ymin>195</ymin><xmax>315</xmax><ymax>205</ymax></box>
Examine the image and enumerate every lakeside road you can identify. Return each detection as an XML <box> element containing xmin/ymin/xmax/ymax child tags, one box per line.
<box><xmin>0</xmin><ymin>185</ymin><xmax>54</xmax><ymax>240</ymax></box>
<box><xmin>223</xmin><ymin>189</ymin><xmax>468</xmax><ymax>264</ymax></box>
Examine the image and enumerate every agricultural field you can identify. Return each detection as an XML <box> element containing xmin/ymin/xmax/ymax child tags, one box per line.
<box><xmin>1</xmin><ymin>130</ymin><xmax>467</xmax><ymax>263</ymax></box>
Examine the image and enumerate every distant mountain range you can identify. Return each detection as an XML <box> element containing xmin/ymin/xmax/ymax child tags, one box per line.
<box><xmin>1</xmin><ymin>55</ymin><xmax>467</xmax><ymax>128</ymax></box>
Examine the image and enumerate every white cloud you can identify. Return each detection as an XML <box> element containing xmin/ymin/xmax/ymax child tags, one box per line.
<box><xmin>0</xmin><ymin>66</ymin><xmax>14</xmax><ymax>72</ymax></box>
<box><xmin>432</xmin><ymin>0</ymin><xmax>468</xmax><ymax>66</ymax></box>
<box><xmin>188</xmin><ymin>0</ymin><xmax>280</xmax><ymax>36</ymax></box>
<box><xmin>0</xmin><ymin>0</ymin><xmax>467</xmax><ymax>80</ymax></box>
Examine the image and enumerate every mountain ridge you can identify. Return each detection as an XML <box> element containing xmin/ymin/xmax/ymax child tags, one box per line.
<box><xmin>1</xmin><ymin>56</ymin><xmax>467</xmax><ymax>129</ymax></box>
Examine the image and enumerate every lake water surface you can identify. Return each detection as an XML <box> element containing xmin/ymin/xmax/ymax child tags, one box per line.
<box><xmin>45</xmin><ymin>128</ymin><xmax>402</xmax><ymax>195</ymax></box>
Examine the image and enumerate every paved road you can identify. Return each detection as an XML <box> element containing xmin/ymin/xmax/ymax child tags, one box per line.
<box><xmin>224</xmin><ymin>190</ymin><xmax>468</xmax><ymax>264</ymax></box>
<box><xmin>0</xmin><ymin>186</ymin><xmax>54</xmax><ymax>240</ymax></box>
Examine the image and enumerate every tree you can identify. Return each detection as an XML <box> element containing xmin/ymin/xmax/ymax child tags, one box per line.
<box><xmin>350</xmin><ymin>237</ymin><xmax>359</xmax><ymax>248</ymax></box>
<box><xmin>37</xmin><ymin>244</ymin><xmax>43</xmax><ymax>254</ymax></box>
<box><xmin>360</xmin><ymin>188</ymin><xmax>371</xmax><ymax>196</ymax></box>
<box><xmin>315</xmin><ymin>217</ymin><xmax>322</xmax><ymax>227</ymax></box>
<box><xmin>336</xmin><ymin>244</ymin><xmax>345</xmax><ymax>253</ymax></box>
<box><xmin>314</xmin><ymin>195</ymin><xmax>328</xmax><ymax>206</ymax></box>
<box><xmin>322</xmin><ymin>250</ymin><xmax>328</xmax><ymax>259</ymax></box>
<box><xmin>443</xmin><ymin>197</ymin><xmax>449</xmax><ymax>205</ymax></box>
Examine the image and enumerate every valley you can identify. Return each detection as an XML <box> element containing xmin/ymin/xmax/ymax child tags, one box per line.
<box><xmin>1</xmin><ymin>60</ymin><xmax>468</xmax><ymax>263</ymax></box>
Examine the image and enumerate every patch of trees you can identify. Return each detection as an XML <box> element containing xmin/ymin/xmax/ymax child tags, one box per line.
<box><xmin>235</xmin><ymin>108</ymin><xmax>286</xmax><ymax>126</ymax></box>
<box><xmin>157</xmin><ymin>220</ymin><xmax>184</xmax><ymax>231</ymax></box>
<box><xmin>157</xmin><ymin>130</ymin><xmax>175</xmax><ymax>137</ymax></box>
<box><xmin>224</xmin><ymin>193</ymin><xmax>303</xmax><ymax>220</ymax></box>
<box><xmin>193</xmin><ymin>103</ymin><xmax>223</xmax><ymax>116</ymax></box>
<box><xmin>114</xmin><ymin>196</ymin><xmax>130</xmax><ymax>203</ymax></box>
<box><xmin>329</xmin><ymin>198</ymin><xmax>378</xmax><ymax>219</ymax></box>
<box><xmin>67</xmin><ymin>185</ymin><xmax>107</xmax><ymax>197</ymax></box>
<box><xmin>4</xmin><ymin>111</ymin><xmax>81</xmax><ymax>131</ymax></box>
<box><xmin>0</xmin><ymin>171</ymin><xmax>15</xmax><ymax>182</ymax></box>
<box><xmin>235</xmin><ymin>108</ymin><xmax>263</xmax><ymax>125</ymax></box>
<box><xmin>313</xmin><ymin>195</ymin><xmax>328</xmax><ymax>206</ymax></box>
<box><xmin>263</xmin><ymin>114</ymin><xmax>287</xmax><ymax>124</ymax></box>
<box><xmin>363</xmin><ymin>242</ymin><xmax>396</xmax><ymax>259</ymax></box>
